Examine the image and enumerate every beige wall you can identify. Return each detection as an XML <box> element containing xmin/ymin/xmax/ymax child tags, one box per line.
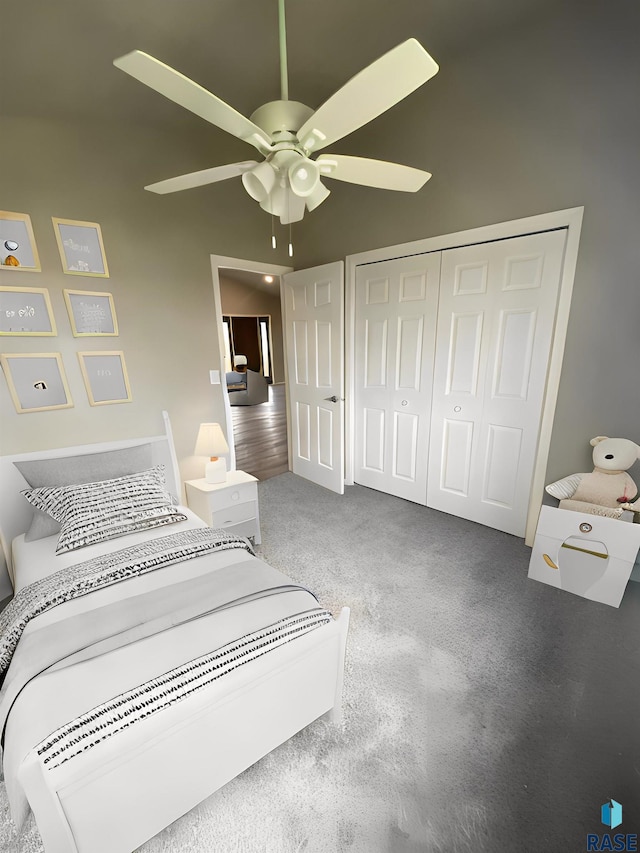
<box><xmin>288</xmin><ymin>0</ymin><xmax>640</xmax><ymax>485</ymax></box>
<box><xmin>2</xmin><ymin>0</ymin><xmax>639</xmax><ymax>491</ymax></box>
<box><xmin>219</xmin><ymin>274</ymin><xmax>285</xmax><ymax>383</ymax></box>
<box><xmin>0</xmin><ymin>117</ymin><xmax>291</xmax><ymax>483</ymax></box>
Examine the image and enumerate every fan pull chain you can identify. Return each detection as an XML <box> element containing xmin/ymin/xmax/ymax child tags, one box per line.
<box><xmin>288</xmin><ymin>223</ymin><xmax>294</xmax><ymax>257</ymax></box>
<box><xmin>271</xmin><ymin>215</ymin><xmax>277</xmax><ymax>249</ymax></box>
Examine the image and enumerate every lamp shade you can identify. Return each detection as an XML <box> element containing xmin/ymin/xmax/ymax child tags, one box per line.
<box><xmin>194</xmin><ymin>423</ymin><xmax>229</xmax><ymax>458</ymax></box>
<box><xmin>233</xmin><ymin>355</ymin><xmax>247</xmax><ymax>367</ymax></box>
<box><xmin>242</xmin><ymin>160</ymin><xmax>276</xmax><ymax>203</ymax></box>
<box><xmin>289</xmin><ymin>157</ymin><xmax>321</xmax><ymax>198</ymax></box>
<box><xmin>305</xmin><ymin>181</ymin><xmax>331</xmax><ymax>212</ymax></box>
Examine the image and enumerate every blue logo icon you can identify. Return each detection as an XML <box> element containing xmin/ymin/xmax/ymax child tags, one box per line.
<box><xmin>588</xmin><ymin>800</ymin><xmax>636</xmax><ymax>851</ymax></box>
<box><xmin>601</xmin><ymin>800</ymin><xmax>623</xmax><ymax>830</ymax></box>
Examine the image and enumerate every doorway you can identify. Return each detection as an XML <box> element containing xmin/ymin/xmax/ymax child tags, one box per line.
<box><xmin>210</xmin><ymin>255</ymin><xmax>293</xmax><ymax>480</ymax></box>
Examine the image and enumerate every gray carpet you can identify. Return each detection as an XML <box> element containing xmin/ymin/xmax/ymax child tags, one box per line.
<box><xmin>2</xmin><ymin>473</ymin><xmax>639</xmax><ymax>852</ymax></box>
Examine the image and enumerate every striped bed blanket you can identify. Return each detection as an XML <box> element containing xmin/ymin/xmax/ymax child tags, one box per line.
<box><xmin>0</xmin><ymin>528</ymin><xmax>331</xmax><ymax>800</ymax></box>
<box><xmin>0</xmin><ymin>527</ymin><xmax>256</xmax><ymax>677</ymax></box>
<box><xmin>37</xmin><ymin>608</ymin><xmax>331</xmax><ymax>770</ymax></box>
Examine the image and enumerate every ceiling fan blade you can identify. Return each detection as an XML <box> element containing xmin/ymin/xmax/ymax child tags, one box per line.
<box><xmin>297</xmin><ymin>39</ymin><xmax>438</xmax><ymax>153</ymax></box>
<box><xmin>145</xmin><ymin>161</ymin><xmax>258</xmax><ymax>194</ymax></box>
<box><xmin>319</xmin><ymin>155</ymin><xmax>431</xmax><ymax>192</ymax></box>
<box><xmin>113</xmin><ymin>50</ymin><xmax>272</xmax><ymax>154</ymax></box>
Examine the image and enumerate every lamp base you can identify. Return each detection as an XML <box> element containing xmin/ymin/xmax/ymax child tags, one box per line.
<box><xmin>205</xmin><ymin>457</ymin><xmax>227</xmax><ymax>484</ymax></box>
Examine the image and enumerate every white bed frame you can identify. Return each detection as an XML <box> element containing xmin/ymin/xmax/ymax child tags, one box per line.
<box><xmin>0</xmin><ymin>412</ymin><xmax>350</xmax><ymax>853</ymax></box>
<box><xmin>0</xmin><ymin>413</ymin><xmax>181</xmax><ymax>599</ymax></box>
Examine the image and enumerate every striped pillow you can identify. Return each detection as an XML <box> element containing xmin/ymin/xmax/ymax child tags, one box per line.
<box><xmin>22</xmin><ymin>466</ymin><xmax>186</xmax><ymax>554</ymax></box>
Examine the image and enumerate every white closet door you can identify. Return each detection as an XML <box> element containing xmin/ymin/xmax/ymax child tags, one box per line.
<box><xmin>354</xmin><ymin>253</ymin><xmax>441</xmax><ymax>503</ymax></box>
<box><xmin>427</xmin><ymin>229</ymin><xmax>567</xmax><ymax>535</ymax></box>
<box><xmin>282</xmin><ymin>262</ymin><xmax>344</xmax><ymax>494</ymax></box>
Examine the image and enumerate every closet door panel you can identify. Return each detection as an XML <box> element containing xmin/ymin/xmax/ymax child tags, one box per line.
<box><xmin>354</xmin><ymin>254</ymin><xmax>441</xmax><ymax>504</ymax></box>
<box><xmin>427</xmin><ymin>229</ymin><xmax>567</xmax><ymax>536</ymax></box>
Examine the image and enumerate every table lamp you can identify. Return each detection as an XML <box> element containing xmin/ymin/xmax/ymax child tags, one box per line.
<box><xmin>195</xmin><ymin>422</ymin><xmax>229</xmax><ymax>484</ymax></box>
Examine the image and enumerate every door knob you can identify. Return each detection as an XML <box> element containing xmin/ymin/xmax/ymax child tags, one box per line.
<box><xmin>324</xmin><ymin>395</ymin><xmax>338</xmax><ymax>403</ymax></box>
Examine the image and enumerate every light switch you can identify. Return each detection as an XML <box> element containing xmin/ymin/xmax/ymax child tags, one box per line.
<box><xmin>209</xmin><ymin>370</ymin><xmax>220</xmax><ymax>384</ymax></box>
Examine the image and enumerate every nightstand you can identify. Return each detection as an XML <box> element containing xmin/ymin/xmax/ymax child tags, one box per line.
<box><xmin>185</xmin><ymin>470</ymin><xmax>261</xmax><ymax>545</ymax></box>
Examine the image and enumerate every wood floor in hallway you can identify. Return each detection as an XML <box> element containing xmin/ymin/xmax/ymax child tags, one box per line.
<box><xmin>231</xmin><ymin>383</ymin><xmax>288</xmax><ymax>482</ymax></box>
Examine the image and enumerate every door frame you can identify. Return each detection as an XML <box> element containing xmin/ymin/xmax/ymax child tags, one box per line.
<box><xmin>210</xmin><ymin>255</ymin><xmax>293</xmax><ymax>470</ymax></box>
<box><xmin>345</xmin><ymin>207</ymin><xmax>584</xmax><ymax>544</ymax></box>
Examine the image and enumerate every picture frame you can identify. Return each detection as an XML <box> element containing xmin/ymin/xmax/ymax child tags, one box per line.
<box><xmin>0</xmin><ymin>286</ymin><xmax>57</xmax><ymax>336</ymax></box>
<box><xmin>78</xmin><ymin>350</ymin><xmax>132</xmax><ymax>405</ymax></box>
<box><xmin>0</xmin><ymin>211</ymin><xmax>41</xmax><ymax>272</ymax></box>
<box><xmin>63</xmin><ymin>289</ymin><xmax>118</xmax><ymax>336</ymax></box>
<box><xmin>52</xmin><ymin>217</ymin><xmax>110</xmax><ymax>277</ymax></box>
<box><xmin>0</xmin><ymin>352</ymin><xmax>73</xmax><ymax>413</ymax></box>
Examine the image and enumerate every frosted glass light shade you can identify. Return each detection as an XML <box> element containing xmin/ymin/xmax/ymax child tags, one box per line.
<box><xmin>242</xmin><ymin>161</ymin><xmax>276</xmax><ymax>203</ymax></box>
<box><xmin>289</xmin><ymin>157</ymin><xmax>321</xmax><ymax>197</ymax></box>
<box><xmin>305</xmin><ymin>181</ymin><xmax>331</xmax><ymax>212</ymax></box>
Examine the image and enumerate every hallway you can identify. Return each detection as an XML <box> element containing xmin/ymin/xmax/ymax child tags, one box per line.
<box><xmin>231</xmin><ymin>384</ymin><xmax>288</xmax><ymax>481</ymax></box>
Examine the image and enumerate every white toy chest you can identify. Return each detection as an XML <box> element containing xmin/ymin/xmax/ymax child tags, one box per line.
<box><xmin>528</xmin><ymin>505</ymin><xmax>640</xmax><ymax>607</ymax></box>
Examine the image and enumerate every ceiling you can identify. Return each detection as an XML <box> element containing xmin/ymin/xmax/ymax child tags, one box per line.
<box><xmin>220</xmin><ymin>267</ymin><xmax>281</xmax><ymax>294</ymax></box>
<box><xmin>3</xmin><ymin>0</ymin><xmax>551</xmax><ymax>132</ymax></box>
<box><xmin>3</xmin><ymin>0</ymin><xmax>558</xmax><ymax>245</ymax></box>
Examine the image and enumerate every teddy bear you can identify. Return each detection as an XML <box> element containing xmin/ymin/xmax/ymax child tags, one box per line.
<box><xmin>545</xmin><ymin>436</ymin><xmax>640</xmax><ymax>518</ymax></box>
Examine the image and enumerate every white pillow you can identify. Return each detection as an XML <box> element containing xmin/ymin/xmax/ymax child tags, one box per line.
<box><xmin>22</xmin><ymin>466</ymin><xmax>186</xmax><ymax>554</ymax></box>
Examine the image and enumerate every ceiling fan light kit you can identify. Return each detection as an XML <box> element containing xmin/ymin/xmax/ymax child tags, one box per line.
<box><xmin>288</xmin><ymin>158</ymin><xmax>321</xmax><ymax>198</ymax></box>
<box><xmin>242</xmin><ymin>159</ymin><xmax>277</xmax><ymax>203</ymax></box>
<box><xmin>113</xmin><ymin>0</ymin><xmax>439</xmax><ymax>245</ymax></box>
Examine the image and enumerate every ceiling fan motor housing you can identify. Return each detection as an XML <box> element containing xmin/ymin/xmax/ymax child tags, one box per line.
<box><xmin>249</xmin><ymin>100</ymin><xmax>314</xmax><ymax>137</ymax></box>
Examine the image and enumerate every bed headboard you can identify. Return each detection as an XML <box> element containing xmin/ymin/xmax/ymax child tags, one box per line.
<box><xmin>0</xmin><ymin>411</ymin><xmax>180</xmax><ymax>599</ymax></box>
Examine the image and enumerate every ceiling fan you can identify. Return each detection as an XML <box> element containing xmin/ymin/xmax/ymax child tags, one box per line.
<box><xmin>113</xmin><ymin>0</ymin><xmax>439</xmax><ymax>230</ymax></box>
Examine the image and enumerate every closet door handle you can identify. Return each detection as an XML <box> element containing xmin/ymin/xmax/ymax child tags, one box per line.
<box><xmin>324</xmin><ymin>395</ymin><xmax>338</xmax><ymax>403</ymax></box>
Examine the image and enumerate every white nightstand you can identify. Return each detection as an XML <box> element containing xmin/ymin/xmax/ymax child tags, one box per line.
<box><xmin>185</xmin><ymin>470</ymin><xmax>261</xmax><ymax>545</ymax></box>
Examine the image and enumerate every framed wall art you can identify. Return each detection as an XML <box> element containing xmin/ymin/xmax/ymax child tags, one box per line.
<box><xmin>0</xmin><ymin>352</ymin><xmax>73</xmax><ymax>413</ymax></box>
<box><xmin>78</xmin><ymin>350</ymin><xmax>132</xmax><ymax>405</ymax></box>
<box><xmin>52</xmin><ymin>217</ymin><xmax>110</xmax><ymax>277</ymax></box>
<box><xmin>0</xmin><ymin>286</ymin><xmax>57</xmax><ymax>336</ymax></box>
<box><xmin>63</xmin><ymin>289</ymin><xmax>118</xmax><ymax>336</ymax></box>
<box><xmin>0</xmin><ymin>211</ymin><xmax>41</xmax><ymax>272</ymax></box>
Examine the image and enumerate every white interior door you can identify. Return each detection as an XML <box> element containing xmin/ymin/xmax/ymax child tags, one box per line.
<box><xmin>354</xmin><ymin>254</ymin><xmax>441</xmax><ymax>503</ymax></box>
<box><xmin>427</xmin><ymin>229</ymin><xmax>567</xmax><ymax>535</ymax></box>
<box><xmin>282</xmin><ymin>262</ymin><xmax>344</xmax><ymax>494</ymax></box>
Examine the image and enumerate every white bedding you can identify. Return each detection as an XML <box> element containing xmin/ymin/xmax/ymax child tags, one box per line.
<box><xmin>3</xmin><ymin>518</ymin><xmax>325</xmax><ymax>830</ymax></box>
<box><xmin>0</xmin><ymin>423</ymin><xmax>348</xmax><ymax>853</ymax></box>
